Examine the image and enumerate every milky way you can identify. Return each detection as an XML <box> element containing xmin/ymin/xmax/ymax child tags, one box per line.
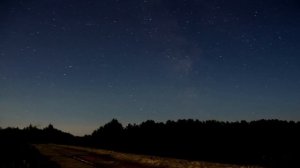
<box><xmin>1</xmin><ymin>0</ymin><xmax>300</xmax><ymax>135</ymax></box>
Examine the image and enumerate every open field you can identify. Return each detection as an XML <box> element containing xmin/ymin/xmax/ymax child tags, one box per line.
<box><xmin>34</xmin><ymin>144</ymin><xmax>262</xmax><ymax>168</ymax></box>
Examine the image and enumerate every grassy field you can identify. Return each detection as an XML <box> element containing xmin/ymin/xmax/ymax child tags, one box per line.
<box><xmin>34</xmin><ymin>144</ymin><xmax>263</xmax><ymax>168</ymax></box>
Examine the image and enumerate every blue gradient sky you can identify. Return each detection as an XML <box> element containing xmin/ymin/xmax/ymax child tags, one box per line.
<box><xmin>1</xmin><ymin>0</ymin><xmax>300</xmax><ymax>135</ymax></box>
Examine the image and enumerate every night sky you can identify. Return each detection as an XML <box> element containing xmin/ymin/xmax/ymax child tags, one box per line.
<box><xmin>1</xmin><ymin>0</ymin><xmax>300</xmax><ymax>135</ymax></box>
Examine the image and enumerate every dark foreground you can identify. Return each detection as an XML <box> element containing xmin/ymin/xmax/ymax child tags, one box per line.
<box><xmin>0</xmin><ymin>143</ymin><xmax>59</xmax><ymax>168</ymax></box>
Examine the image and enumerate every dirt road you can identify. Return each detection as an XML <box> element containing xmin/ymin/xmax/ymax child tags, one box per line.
<box><xmin>34</xmin><ymin>144</ymin><xmax>261</xmax><ymax>168</ymax></box>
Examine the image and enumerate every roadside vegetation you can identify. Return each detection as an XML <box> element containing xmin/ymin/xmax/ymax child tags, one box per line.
<box><xmin>0</xmin><ymin>127</ymin><xmax>60</xmax><ymax>168</ymax></box>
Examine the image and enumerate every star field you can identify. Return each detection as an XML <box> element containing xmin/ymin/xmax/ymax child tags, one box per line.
<box><xmin>1</xmin><ymin>0</ymin><xmax>300</xmax><ymax>135</ymax></box>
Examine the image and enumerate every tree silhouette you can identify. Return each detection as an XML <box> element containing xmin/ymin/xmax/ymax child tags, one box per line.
<box><xmin>92</xmin><ymin>119</ymin><xmax>124</xmax><ymax>149</ymax></box>
<box><xmin>88</xmin><ymin>119</ymin><xmax>300</xmax><ymax>167</ymax></box>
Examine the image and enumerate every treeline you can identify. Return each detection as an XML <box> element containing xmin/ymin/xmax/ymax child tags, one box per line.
<box><xmin>83</xmin><ymin>119</ymin><xmax>300</xmax><ymax>167</ymax></box>
<box><xmin>0</xmin><ymin>124</ymin><xmax>74</xmax><ymax>144</ymax></box>
<box><xmin>1</xmin><ymin>119</ymin><xmax>300</xmax><ymax>167</ymax></box>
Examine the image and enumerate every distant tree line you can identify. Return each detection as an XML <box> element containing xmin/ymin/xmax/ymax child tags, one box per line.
<box><xmin>1</xmin><ymin>119</ymin><xmax>300</xmax><ymax>167</ymax></box>
<box><xmin>0</xmin><ymin>124</ymin><xmax>74</xmax><ymax>144</ymax></box>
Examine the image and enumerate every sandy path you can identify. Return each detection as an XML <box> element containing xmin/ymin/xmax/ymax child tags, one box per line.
<box><xmin>34</xmin><ymin>144</ymin><xmax>261</xmax><ymax>168</ymax></box>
